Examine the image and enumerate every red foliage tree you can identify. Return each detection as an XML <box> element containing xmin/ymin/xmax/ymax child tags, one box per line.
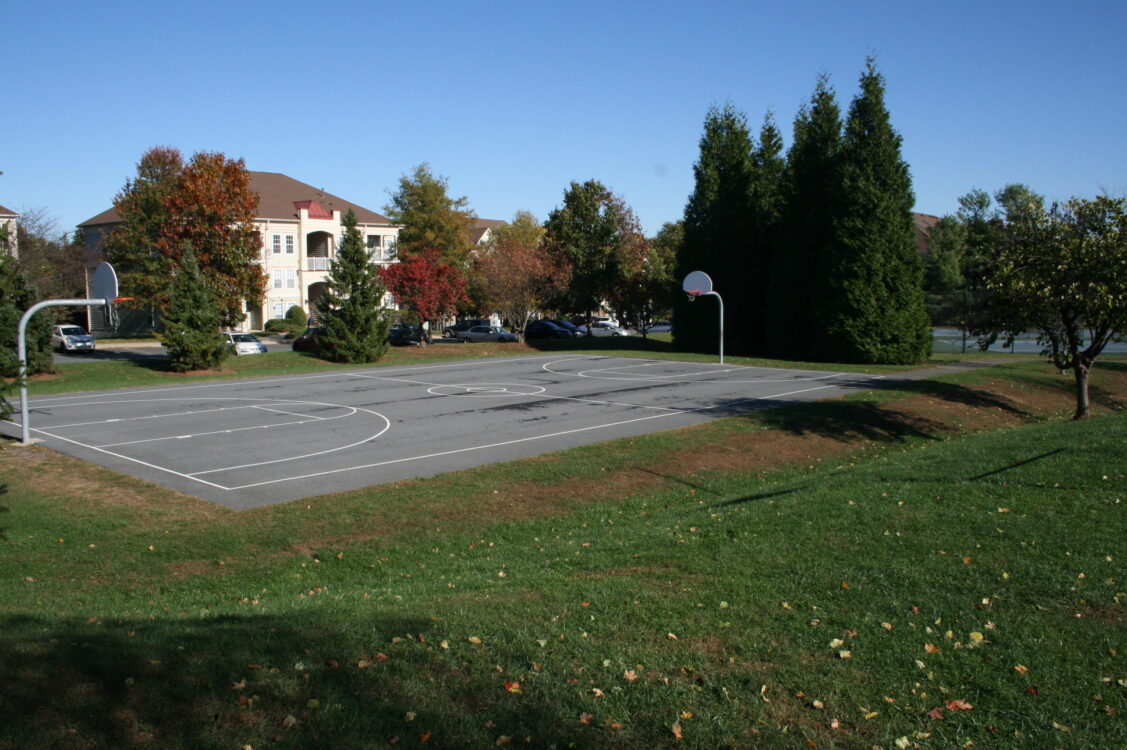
<box><xmin>379</xmin><ymin>248</ymin><xmax>469</xmax><ymax>334</ymax></box>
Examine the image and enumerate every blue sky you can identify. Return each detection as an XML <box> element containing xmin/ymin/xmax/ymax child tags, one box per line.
<box><xmin>5</xmin><ymin>0</ymin><xmax>1125</xmax><ymax>238</ymax></box>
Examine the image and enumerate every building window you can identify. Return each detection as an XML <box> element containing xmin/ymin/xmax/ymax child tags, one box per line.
<box><xmin>272</xmin><ymin>234</ymin><xmax>295</xmax><ymax>254</ymax></box>
<box><xmin>273</xmin><ymin>271</ymin><xmax>283</xmax><ymax>289</ymax></box>
<box><xmin>286</xmin><ymin>269</ymin><xmax>296</xmax><ymax>289</ymax></box>
<box><xmin>273</xmin><ymin>301</ymin><xmax>285</xmax><ymax>318</ymax></box>
<box><xmin>366</xmin><ymin>235</ymin><xmax>382</xmax><ymax>259</ymax></box>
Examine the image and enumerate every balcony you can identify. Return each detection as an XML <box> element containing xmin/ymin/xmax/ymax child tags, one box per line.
<box><xmin>307</xmin><ymin>257</ymin><xmax>332</xmax><ymax>272</ymax></box>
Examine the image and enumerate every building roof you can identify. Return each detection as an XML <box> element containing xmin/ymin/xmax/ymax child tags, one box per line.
<box><xmin>469</xmin><ymin>218</ymin><xmax>507</xmax><ymax>244</ymax></box>
<box><xmin>79</xmin><ymin>171</ymin><xmax>393</xmax><ymax>227</ymax></box>
<box><xmin>0</xmin><ymin>204</ymin><xmax>17</xmax><ymax>216</ymax></box>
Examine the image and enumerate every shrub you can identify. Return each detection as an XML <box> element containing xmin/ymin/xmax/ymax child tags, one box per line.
<box><xmin>285</xmin><ymin>305</ymin><xmax>307</xmax><ymax>327</ymax></box>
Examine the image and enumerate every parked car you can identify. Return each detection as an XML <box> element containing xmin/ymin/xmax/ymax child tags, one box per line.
<box><xmin>442</xmin><ymin>319</ymin><xmax>490</xmax><ymax>338</ymax></box>
<box><xmin>549</xmin><ymin>319</ymin><xmax>583</xmax><ymax>337</ymax></box>
<box><xmin>460</xmin><ymin>325</ymin><xmax>518</xmax><ymax>343</ymax></box>
<box><xmin>389</xmin><ymin>322</ymin><xmax>427</xmax><ymax>346</ymax></box>
<box><xmin>576</xmin><ymin>321</ymin><xmax>630</xmax><ymax>337</ymax></box>
<box><xmin>52</xmin><ymin>324</ymin><xmax>96</xmax><ymax>353</ymax></box>
<box><xmin>642</xmin><ymin>320</ymin><xmax>672</xmax><ymax>333</ymax></box>
<box><xmin>224</xmin><ymin>331</ymin><xmax>268</xmax><ymax>355</ymax></box>
<box><xmin>524</xmin><ymin>320</ymin><xmax>573</xmax><ymax>340</ymax></box>
<box><xmin>291</xmin><ymin>326</ymin><xmax>326</xmax><ymax>352</ymax></box>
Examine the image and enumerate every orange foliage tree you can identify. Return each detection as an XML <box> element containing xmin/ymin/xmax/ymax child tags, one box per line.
<box><xmin>106</xmin><ymin>147</ymin><xmax>266</xmax><ymax>328</ymax></box>
<box><xmin>474</xmin><ymin>211</ymin><xmax>569</xmax><ymax>336</ymax></box>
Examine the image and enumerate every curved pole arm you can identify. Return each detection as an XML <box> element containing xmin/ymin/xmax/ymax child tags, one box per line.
<box><xmin>17</xmin><ymin>299</ymin><xmax>108</xmax><ymax>444</ymax></box>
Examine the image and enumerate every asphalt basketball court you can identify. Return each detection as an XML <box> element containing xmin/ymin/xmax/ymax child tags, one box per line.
<box><xmin>6</xmin><ymin>354</ymin><xmax>885</xmax><ymax>509</ymax></box>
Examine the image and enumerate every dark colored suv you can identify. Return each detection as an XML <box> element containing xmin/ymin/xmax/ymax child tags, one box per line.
<box><xmin>524</xmin><ymin>320</ymin><xmax>573</xmax><ymax>340</ymax></box>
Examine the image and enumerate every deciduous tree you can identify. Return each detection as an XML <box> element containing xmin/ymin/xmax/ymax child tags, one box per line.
<box><xmin>543</xmin><ymin>180</ymin><xmax>645</xmax><ymax>331</ymax></box>
<box><xmin>474</xmin><ymin>211</ymin><xmax>567</xmax><ymax>337</ymax></box>
<box><xmin>384</xmin><ymin>164</ymin><xmax>477</xmax><ymax>268</ymax></box>
<box><xmin>982</xmin><ymin>195</ymin><xmax>1127</xmax><ymax>419</ymax></box>
<box><xmin>104</xmin><ymin>147</ymin><xmax>266</xmax><ymax>328</ymax></box>
<box><xmin>379</xmin><ymin>248</ymin><xmax>469</xmax><ymax>335</ymax></box>
<box><xmin>317</xmin><ymin>209</ymin><xmax>391</xmax><ymax>363</ymax></box>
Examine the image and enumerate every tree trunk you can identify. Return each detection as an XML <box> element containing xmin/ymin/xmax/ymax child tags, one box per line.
<box><xmin>1072</xmin><ymin>360</ymin><xmax>1091</xmax><ymax>420</ymax></box>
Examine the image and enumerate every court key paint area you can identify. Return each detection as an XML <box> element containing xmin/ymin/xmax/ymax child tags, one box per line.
<box><xmin>7</xmin><ymin>355</ymin><xmax>883</xmax><ymax>509</ymax></box>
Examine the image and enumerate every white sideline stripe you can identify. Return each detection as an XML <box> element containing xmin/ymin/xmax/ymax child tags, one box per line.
<box><xmin>219</xmin><ymin>410</ymin><xmax>687</xmax><ymax>490</ymax></box>
<box><xmin>95</xmin><ymin>418</ymin><xmax>324</xmax><ymax>448</ymax></box>
<box><xmin>42</xmin><ymin>404</ymin><xmax>258</xmax><ymax>429</ymax></box>
<box><xmin>252</xmin><ymin>405</ymin><xmax>330</xmax><ymax>420</ymax></box>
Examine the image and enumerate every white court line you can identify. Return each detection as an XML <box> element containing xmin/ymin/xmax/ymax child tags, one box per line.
<box><xmin>96</xmin><ymin>417</ymin><xmax>327</xmax><ymax>448</ymax></box>
<box><xmin>346</xmin><ymin>371</ymin><xmax>684</xmax><ymax>413</ymax></box>
<box><xmin>39</xmin><ymin>404</ymin><xmax>258</xmax><ymax>430</ymax></box>
<box><xmin>28</xmin><ymin>428</ymin><xmax>232</xmax><ymax>491</ymax></box>
<box><xmin>20</xmin><ymin>396</ymin><xmax>388</xmax><ymax>488</ymax></box>
<box><xmin>541</xmin><ymin>357</ymin><xmax>852</xmax><ymax>383</ymax></box>
<box><xmin>253</xmin><ymin>405</ymin><xmax>330</xmax><ymax>420</ymax></box>
<box><xmin>220</xmin><ymin>409</ymin><xmax>688</xmax><ymax>490</ymax></box>
<box><xmin>219</xmin><ymin>375</ymin><xmax>885</xmax><ymax>491</ymax></box>
<box><xmin>24</xmin><ymin>354</ymin><xmax>587</xmax><ymax>406</ymax></box>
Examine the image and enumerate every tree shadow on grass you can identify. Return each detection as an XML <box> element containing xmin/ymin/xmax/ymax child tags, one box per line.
<box><xmin>0</xmin><ymin>612</ymin><xmax>615</xmax><ymax>749</ymax></box>
<box><xmin>754</xmin><ymin>377</ymin><xmax>1032</xmax><ymax>444</ymax></box>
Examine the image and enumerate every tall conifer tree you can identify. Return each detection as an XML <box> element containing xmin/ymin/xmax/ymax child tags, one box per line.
<box><xmin>827</xmin><ymin>59</ymin><xmax>929</xmax><ymax>364</ymax></box>
<box><xmin>770</xmin><ymin>76</ymin><xmax>843</xmax><ymax>359</ymax></box>
<box><xmin>747</xmin><ymin>112</ymin><xmax>786</xmax><ymax>353</ymax></box>
<box><xmin>675</xmin><ymin>104</ymin><xmax>755</xmax><ymax>355</ymax></box>
<box><xmin>317</xmin><ymin>209</ymin><xmax>391</xmax><ymax>363</ymax></box>
<box><xmin>159</xmin><ymin>245</ymin><xmax>229</xmax><ymax>372</ymax></box>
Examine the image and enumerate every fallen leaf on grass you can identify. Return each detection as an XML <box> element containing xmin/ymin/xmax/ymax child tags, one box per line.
<box><xmin>579</xmin><ymin>712</ymin><xmax>593</xmax><ymax>725</ymax></box>
<box><xmin>623</xmin><ymin>669</ymin><xmax>637</xmax><ymax>682</ymax></box>
<box><xmin>1014</xmin><ymin>664</ymin><xmax>1029</xmax><ymax>675</ymax></box>
<box><xmin>1052</xmin><ymin>722</ymin><xmax>1071</xmax><ymax>732</ymax></box>
<box><xmin>503</xmin><ymin>681</ymin><xmax>521</xmax><ymax>694</ymax></box>
<box><xmin>671</xmin><ymin>720</ymin><xmax>683</xmax><ymax>739</ymax></box>
<box><xmin>924</xmin><ymin>643</ymin><xmax>940</xmax><ymax>653</ymax></box>
<box><xmin>945</xmin><ymin>699</ymin><xmax>973</xmax><ymax>711</ymax></box>
<box><xmin>928</xmin><ymin>707</ymin><xmax>945</xmax><ymax>720</ymax></box>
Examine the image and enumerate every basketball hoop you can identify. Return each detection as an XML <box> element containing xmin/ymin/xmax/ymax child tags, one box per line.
<box><xmin>681</xmin><ymin>270</ymin><xmax>724</xmax><ymax>363</ymax></box>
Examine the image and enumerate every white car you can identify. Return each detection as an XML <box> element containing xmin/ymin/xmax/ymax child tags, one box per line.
<box><xmin>642</xmin><ymin>321</ymin><xmax>672</xmax><ymax>333</ymax></box>
<box><xmin>576</xmin><ymin>321</ymin><xmax>630</xmax><ymax>337</ymax></box>
<box><xmin>224</xmin><ymin>332</ymin><xmax>268</xmax><ymax>355</ymax></box>
<box><xmin>52</xmin><ymin>324</ymin><xmax>96</xmax><ymax>353</ymax></box>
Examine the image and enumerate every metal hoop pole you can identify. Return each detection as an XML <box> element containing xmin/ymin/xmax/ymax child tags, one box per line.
<box><xmin>700</xmin><ymin>291</ymin><xmax>724</xmax><ymax>363</ymax></box>
<box><xmin>17</xmin><ymin>298</ymin><xmax>108</xmax><ymax>445</ymax></box>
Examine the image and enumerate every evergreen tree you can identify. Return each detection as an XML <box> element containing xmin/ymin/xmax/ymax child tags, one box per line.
<box><xmin>0</xmin><ymin>253</ymin><xmax>55</xmax><ymax>378</ymax></box>
<box><xmin>824</xmin><ymin>59</ymin><xmax>930</xmax><ymax>364</ymax></box>
<box><xmin>747</xmin><ymin>112</ymin><xmax>786</xmax><ymax>353</ymax></box>
<box><xmin>159</xmin><ymin>245</ymin><xmax>229</xmax><ymax>372</ymax></box>
<box><xmin>770</xmin><ymin>75</ymin><xmax>843</xmax><ymax>359</ymax></box>
<box><xmin>674</xmin><ymin>104</ymin><xmax>755</xmax><ymax>354</ymax></box>
<box><xmin>317</xmin><ymin>209</ymin><xmax>391</xmax><ymax>363</ymax></box>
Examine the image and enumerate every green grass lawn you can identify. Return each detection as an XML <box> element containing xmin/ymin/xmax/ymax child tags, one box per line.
<box><xmin>1</xmin><ymin>357</ymin><xmax>1124</xmax><ymax>749</ymax></box>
